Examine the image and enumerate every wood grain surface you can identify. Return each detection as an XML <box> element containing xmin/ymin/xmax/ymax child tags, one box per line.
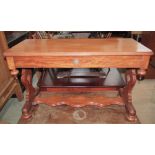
<box><xmin>12</xmin><ymin>55</ymin><xmax>150</xmax><ymax>69</ymax></box>
<box><xmin>4</xmin><ymin>38</ymin><xmax>153</xmax><ymax>57</ymax></box>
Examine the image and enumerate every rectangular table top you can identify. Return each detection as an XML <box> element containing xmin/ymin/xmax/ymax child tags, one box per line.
<box><xmin>4</xmin><ymin>38</ymin><xmax>153</xmax><ymax>57</ymax></box>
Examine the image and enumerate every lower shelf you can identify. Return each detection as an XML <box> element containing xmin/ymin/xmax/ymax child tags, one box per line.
<box><xmin>35</xmin><ymin>68</ymin><xmax>125</xmax><ymax>108</ymax></box>
<box><xmin>34</xmin><ymin>91</ymin><xmax>124</xmax><ymax>107</ymax></box>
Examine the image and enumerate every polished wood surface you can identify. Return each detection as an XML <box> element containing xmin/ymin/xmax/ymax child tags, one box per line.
<box><xmin>12</xmin><ymin>55</ymin><xmax>150</xmax><ymax>69</ymax></box>
<box><xmin>4</xmin><ymin>38</ymin><xmax>153</xmax><ymax>71</ymax></box>
<box><xmin>4</xmin><ymin>38</ymin><xmax>152</xmax><ymax>56</ymax></box>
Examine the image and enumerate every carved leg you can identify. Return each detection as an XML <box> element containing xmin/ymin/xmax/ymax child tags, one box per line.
<box><xmin>121</xmin><ymin>69</ymin><xmax>137</xmax><ymax>121</ymax></box>
<box><xmin>21</xmin><ymin>69</ymin><xmax>38</xmax><ymax>119</ymax></box>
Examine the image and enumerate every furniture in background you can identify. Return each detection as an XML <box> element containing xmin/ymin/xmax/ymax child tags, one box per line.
<box><xmin>141</xmin><ymin>32</ymin><xmax>155</xmax><ymax>60</ymax></box>
<box><xmin>30</xmin><ymin>31</ymin><xmax>130</xmax><ymax>39</ymax></box>
<box><xmin>3</xmin><ymin>32</ymin><xmax>30</xmax><ymax>91</ymax></box>
<box><xmin>4</xmin><ymin>38</ymin><xmax>153</xmax><ymax>121</ymax></box>
<box><xmin>141</xmin><ymin>31</ymin><xmax>155</xmax><ymax>78</ymax></box>
<box><xmin>4</xmin><ymin>31</ymin><xmax>29</xmax><ymax>48</ymax></box>
<box><xmin>131</xmin><ymin>31</ymin><xmax>143</xmax><ymax>42</ymax></box>
<box><xmin>0</xmin><ymin>32</ymin><xmax>23</xmax><ymax>110</ymax></box>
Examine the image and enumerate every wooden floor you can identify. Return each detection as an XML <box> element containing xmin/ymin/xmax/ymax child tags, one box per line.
<box><xmin>19</xmin><ymin>104</ymin><xmax>140</xmax><ymax>124</ymax></box>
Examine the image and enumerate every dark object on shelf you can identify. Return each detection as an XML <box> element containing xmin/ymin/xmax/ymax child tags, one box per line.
<box><xmin>48</xmin><ymin>68</ymin><xmax>109</xmax><ymax>79</ymax></box>
<box><xmin>39</xmin><ymin>68</ymin><xmax>125</xmax><ymax>89</ymax></box>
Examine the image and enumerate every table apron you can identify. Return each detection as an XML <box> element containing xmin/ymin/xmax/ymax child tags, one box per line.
<box><xmin>10</xmin><ymin>55</ymin><xmax>150</xmax><ymax>69</ymax></box>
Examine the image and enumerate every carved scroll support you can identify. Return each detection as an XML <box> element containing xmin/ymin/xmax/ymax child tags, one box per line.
<box><xmin>120</xmin><ymin>69</ymin><xmax>137</xmax><ymax>121</ymax></box>
<box><xmin>21</xmin><ymin>69</ymin><xmax>39</xmax><ymax>119</ymax></box>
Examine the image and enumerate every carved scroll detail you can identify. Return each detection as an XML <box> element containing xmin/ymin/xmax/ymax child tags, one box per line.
<box><xmin>121</xmin><ymin>69</ymin><xmax>137</xmax><ymax>121</ymax></box>
<box><xmin>21</xmin><ymin>69</ymin><xmax>38</xmax><ymax>119</ymax></box>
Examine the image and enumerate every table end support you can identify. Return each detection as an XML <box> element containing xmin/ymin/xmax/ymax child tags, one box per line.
<box><xmin>21</xmin><ymin>69</ymin><xmax>38</xmax><ymax>119</ymax></box>
<box><xmin>121</xmin><ymin>69</ymin><xmax>138</xmax><ymax>122</ymax></box>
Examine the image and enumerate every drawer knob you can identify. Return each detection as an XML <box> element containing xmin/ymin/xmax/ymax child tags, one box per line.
<box><xmin>72</xmin><ymin>59</ymin><xmax>80</xmax><ymax>65</ymax></box>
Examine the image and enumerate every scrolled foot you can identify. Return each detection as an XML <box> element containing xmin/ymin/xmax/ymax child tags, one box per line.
<box><xmin>22</xmin><ymin>103</ymin><xmax>39</xmax><ymax>119</ymax></box>
<box><xmin>125</xmin><ymin>103</ymin><xmax>137</xmax><ymax>122</ymax></box>
<box><xmin>22</xmin><ymin>102</ymin><xmax>33</xmax><ymax>119</ymax></box>
<box><xmin>22</xmin><ymin>109</ymin><xmax>32</xmax><ymax>119</ymax></box>
<box><xmin>126</xmin><ymin>114</ymin><xmax>138</xmax><ymax>122</ymax></box>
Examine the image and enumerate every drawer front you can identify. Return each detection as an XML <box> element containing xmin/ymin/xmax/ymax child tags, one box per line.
<box><xmin>14</xmin><ymin>55</ymin><xmax>148</xmax><ymax>68</ymax></box>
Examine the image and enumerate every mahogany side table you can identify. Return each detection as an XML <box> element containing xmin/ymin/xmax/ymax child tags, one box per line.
<box><xmin>4</xmin><ymin>38</ymin><xmax>153</xmax><ymax>121</ymax></box>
